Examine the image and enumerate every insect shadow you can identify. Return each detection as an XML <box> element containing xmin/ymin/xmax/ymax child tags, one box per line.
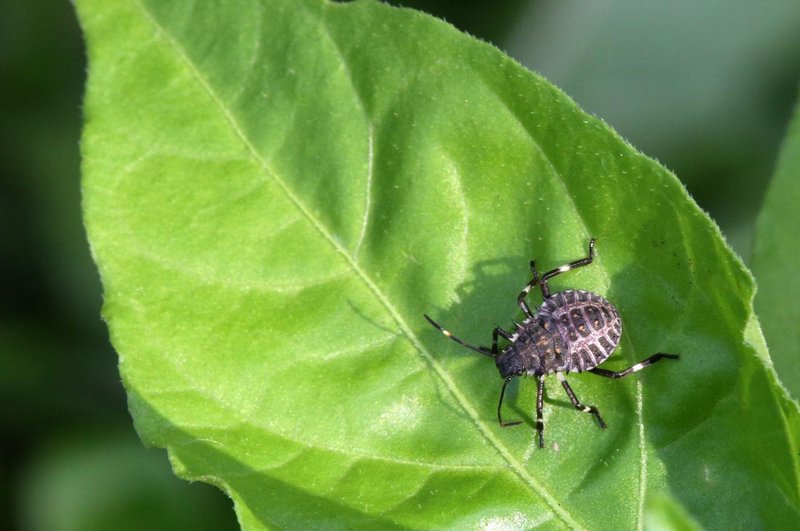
<box><xmin>420</xmin><ymin>255</ymin><xmax>546</xmax><ymax>429</ymax></box>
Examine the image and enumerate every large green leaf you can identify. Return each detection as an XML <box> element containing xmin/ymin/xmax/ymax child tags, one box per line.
<box><xmin>753</xmin><ymin>95</ymin><xmax>800</xmax><ymax>399</ymax></box>
<box><xmin>77</xmin><ymin>0</ymin><xmax>800</xmax><ymax>528</ymax></box>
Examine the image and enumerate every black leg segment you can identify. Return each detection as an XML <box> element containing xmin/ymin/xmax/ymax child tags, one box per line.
<box><xmin>536</xmin><ymin>376</ymin><xmax>545</xmax><ymax>448</ymax></box>
<box><xmin>493</xmin><ymin>326</ymin><xmax>514</xmax><ymax>348</ymax></box>
<box><xmin>557</xmin><ymin>372</ymin><xmax>607</xmax><ymax>428</ymax></box>
<box><xmin>498</xmin><ymin>376</ymin><xmax>522</xmax><ymax>427</ymax></box>
<box><xmin>589</xmin><ymin>353</ymin><xmax>679</xmax><ymax>379</ymax></box>
<box><xmin>538</xmin><ymin>239</ymin><xmax>595</xmax><ymax>298</ymax></box>
<box><xmin>424</xmin><ymin>314</ymin><xmax>495</xmax><ymax>357</ymax></box>
<box><xmin>517</xmin><ymin>260</ymin><xmax>540</xmax><ymax>318</ymax></box>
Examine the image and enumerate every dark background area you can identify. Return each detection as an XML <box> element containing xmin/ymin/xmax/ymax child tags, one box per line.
<box><xmin>2</xmin><ymin>1</ymin><xmax>797</xmax><ymax>529</ymax></box>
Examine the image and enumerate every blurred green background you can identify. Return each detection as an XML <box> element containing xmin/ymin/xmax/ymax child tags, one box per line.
<box><xmin>2</xmin><ymin>1</ymin><xmax>797</xmax><ymax>529</ymax></box>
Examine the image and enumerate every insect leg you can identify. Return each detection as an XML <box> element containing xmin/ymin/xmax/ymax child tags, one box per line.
<box><xmin>557</xmin><ymin>372</ymin><xmax>606</xmax><ymax>428</ymax></box>
<box><xmin>498</xmin><ymin>376</ymin><xmax>522</xmax><ymax>427</ymax></box>
<box><xmin>536</xmin><ymin>375</ymin><xmax>545</xmax><ymax>448</ymax></box>
<box><xmin>424</xmin><ymin>314</ymin><xmax>495</xmax><ymax>356</ymax></box>
<box><xmin>492</xmin><ymin>326</ymin><xmax>514</xmax><ymax>354</ymax></box>
<box><xmin>517</xmin><ymin>260</ymin><xmax>540</xmax><ymax>318</ymax></box>
<box><xmin>589</xmin><ymin>353</ymin><xmax>679</xmax><ymax>379</ymax></box>
<box><xmin>539</xmin><ymin>238</ymin><xmax>595</xmax><ymax>298</ymax></box>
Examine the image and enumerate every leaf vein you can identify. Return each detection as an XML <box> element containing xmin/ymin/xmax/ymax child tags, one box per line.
<box><xmin>354</xmin><ymin>124</ymin><xmax>374</xmax><ymax>257</ymax></box>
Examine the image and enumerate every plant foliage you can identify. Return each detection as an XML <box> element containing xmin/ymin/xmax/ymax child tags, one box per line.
<box><xmin>78</xmin><ymin>0</ymin><xmax>800</xmax><ymax>528</ymax></box>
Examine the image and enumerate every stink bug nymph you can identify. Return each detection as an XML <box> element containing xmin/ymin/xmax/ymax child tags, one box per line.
<box><xmin>424</xmin><ymin>239</ymin><xmax>678</xmax><ymax>448</ymax></box>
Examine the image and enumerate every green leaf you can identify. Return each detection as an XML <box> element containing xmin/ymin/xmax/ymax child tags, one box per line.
<box><xmin>77</xmin><ymin>0</ymin><xmax>800</xmax><ymax>528</ymax></box>
<box><xmin>753</xmin><ymin>94</ymin><xmax>800</xmax><ymax>399</ymax></box>
<box><xmin>643</xmin><ymin>492</ymin><xmax>702</xmax><ymax>531</ymax></box>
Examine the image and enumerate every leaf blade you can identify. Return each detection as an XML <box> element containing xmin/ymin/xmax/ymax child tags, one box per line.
<box><xmin>78</xmin><ymin>0</ymin><xmax>800</xmax><ymax>528</ymax></box>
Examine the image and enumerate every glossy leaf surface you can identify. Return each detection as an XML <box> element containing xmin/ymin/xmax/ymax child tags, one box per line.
<box><xmin>77</xmin><ymin>0</ymin><xmax>800</xmax><ymax>528</ymax></box>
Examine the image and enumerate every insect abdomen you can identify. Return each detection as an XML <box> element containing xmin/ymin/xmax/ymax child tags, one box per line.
<box><xmin>544</xmin><ymin>289</ymin><xmax>622</xmax><ymax>372</ymax></box>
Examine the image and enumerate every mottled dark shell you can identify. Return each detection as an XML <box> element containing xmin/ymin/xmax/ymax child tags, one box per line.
<box><xmin>495</xmin><ymin>289</ymin><xmax>622</xmax><ymax>378</ymax></box>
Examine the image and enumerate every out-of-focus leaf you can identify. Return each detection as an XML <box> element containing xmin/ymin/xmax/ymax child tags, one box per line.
<box><xmin>753</xmin><ymin>96</ymin><xmax>800</xmax><ymax>398</ymax></box>
<box><xmin>77</xmin><ymin>0</ymin><xmax>800</xmax><ymax>528</ymax></box>
<box><xmin>17</xmin><ymin>432</ymin><xmax>236</xmax><ymax>531</ymax></box>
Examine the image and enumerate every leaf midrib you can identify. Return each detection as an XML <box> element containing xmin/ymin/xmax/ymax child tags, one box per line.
<box><xmin>133</xmin><ymin>1</ymin><xmax>585</xmax><ymax>528</ymax></box>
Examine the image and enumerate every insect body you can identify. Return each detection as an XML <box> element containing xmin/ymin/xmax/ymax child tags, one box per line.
<box><xmin>425</xmin><ymin>239</ymin><xmax>678</xmax><ymax>448</ymax></box>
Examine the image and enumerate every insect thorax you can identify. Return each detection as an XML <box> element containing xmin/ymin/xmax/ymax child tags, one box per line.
<box><xmin>495</xmin><ymin>289</ymin><xmax>622</xmax><ymax>378</ymax></box>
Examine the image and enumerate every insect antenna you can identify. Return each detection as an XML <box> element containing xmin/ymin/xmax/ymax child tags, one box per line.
<box><xmin>424</xmin><ymin>314</ymin><xmax>495</xmax><ymax>357</ymax></box>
